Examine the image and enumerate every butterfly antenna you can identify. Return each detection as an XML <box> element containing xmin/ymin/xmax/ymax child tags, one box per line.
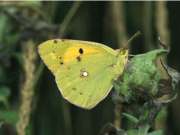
<box><xmin>128</xmin><ymin>54</ymin><xmax>136</xmax><ymax>58</ymax></box>
<box><xmin>123</xmin><ymin>31</ymin><xmax>141</xmax><ymax>49</ymax></box>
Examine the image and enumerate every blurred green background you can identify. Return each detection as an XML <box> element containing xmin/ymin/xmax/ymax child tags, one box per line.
<box><xmin>0</xmin><ymin>1</ymin><xmax>179</xmax><ymax>135</ymax></box>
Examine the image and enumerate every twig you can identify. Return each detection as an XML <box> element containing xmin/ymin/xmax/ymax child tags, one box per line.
<box><xmin>143</xmin><ymin>2</ymin><xmax>153</xmax><ymax>51</ymax></box>
<box><xmin>33</xmin><ymin>62</ymin><xmax>44</xmax><ymax>87</ymax></box>
<box><xmin>124</xmin><ymin>31</ymin><xmax>141</xmax><ymax>49</ymax></box>
<box><xmin>111</xmin><ymin>1</ymin><xmax>127</xmax><ymax>48</ymax></box>
<box><xmin>114</xmin><ymin>102</ymin><xmax>123</xmax><ymax>129</ymax></box>
<box><xmin>156</xmin><ymin>1</ymin><xmax>170</xmax><ymax>47</ymax></box>
<box><xmin>59</xmin><ymin>1</ymin><xmax>81</xmax><ymax>37</ymax></box>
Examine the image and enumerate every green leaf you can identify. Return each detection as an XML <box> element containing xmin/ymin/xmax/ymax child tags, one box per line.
<box><xmin>0</xmin><ymin>110</ymin><xmax>18</xmax><ymax>125</ymax></box>
<box><xmin>127</xmin><ymin>129</ymin><xmax>138</xmax><ymax>135</ymax></box>
<box><xmin>148</xmin><ymin>130</ymin><xmax>163</xmax><ymax>135</ymax></box>
<box><xmin>0</xmin><ymin>14</ymin><xmax>8</xmax><ymax>42</ymax></box>
<box><xmin>0</xmin><ymin>86</ymin><xmax>10</xmax><ymax>108</ymax></box>
<box><xmin>137</xmin><ymin>125</ymin><xmax>150</xmax><ymax>135</ymax></box>
<box><xmin>0</xmin><ymin>66</ymin><xmax>8</xmax><ymax>83</ymax></box>
<box><xmin>122</xmin><ymin>113</ymin><xmax>139</xmax><ymax>124</ymax></box>
<box><xmin>114</xmin><ymin>49</ymin><xmax>179</xmax><ymax>103</ymax></box>
<box><xmin>126</xmin><ymin>125</ymin><xmax>162</xmax><ymax>135</ymax></box>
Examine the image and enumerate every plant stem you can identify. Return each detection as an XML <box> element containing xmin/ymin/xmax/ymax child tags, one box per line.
<box><xmin>59</xmin><ymin>1</ymin><xmax>81</xmax><ymax>37</ymax></box>
<box><xmin>114</xmin><ymin>102</ymin><xmax>123</xmax><ymax>129</ymax></box>
<box><xmin>110</xmin><ymin>1</ymin><xmax>128</xmax><ymax>129</ymax></box>
<box><xmin>155</xmin><ymin>1</ymin><xmax>170</xmax><ymax>47</ymax></box>
<box><xmin>124</xmin><ymin>31</ymin><xmax>141</xmax><ymax>49</ymax></box>
<box><xmin>111</xmin><ymin>1</ymin><xmax>127</xmax><ymax>48</ymax></box>
<box><xmin>16</xmin><ymin>40</ymin><xmax>37</xmax><ymax>135</ymax></box>
<box><xmin>143</xmin><ymin>2</ymin><xmax>153</xmax><ymax>51</ymax></box>
<box><xmin>155</xmin><ymin>1</ymin><xmax>169</xmax><ymax>131</ymax></box>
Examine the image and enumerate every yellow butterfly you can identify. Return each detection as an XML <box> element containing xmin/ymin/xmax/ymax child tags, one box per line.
<box><xmin>38</xmin><ymin>39</ymin><xmax>128</xmax><ymax>109</ymax></box>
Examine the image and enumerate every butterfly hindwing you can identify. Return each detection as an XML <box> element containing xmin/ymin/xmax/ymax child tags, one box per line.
<box><xmin>55</xmin><ymin>51</ymin><xmax>117</xmax><ymax>109</ymax></box>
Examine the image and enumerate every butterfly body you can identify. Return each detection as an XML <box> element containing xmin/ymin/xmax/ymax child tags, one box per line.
<box><xmin>38</xmin><ymin>39</ymin><xmax>128</xmax><ymax>109</ymax></box>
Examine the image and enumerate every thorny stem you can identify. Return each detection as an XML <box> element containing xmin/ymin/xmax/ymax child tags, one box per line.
<box><xmin>2</xmin><ymin>6</ymin><xmax>48</xmax><ymax>27</ymax></box>
<box><xmin>16</xmin><ymin>41</ymin><xmax>37</xmax><ymax>135</ymax></box>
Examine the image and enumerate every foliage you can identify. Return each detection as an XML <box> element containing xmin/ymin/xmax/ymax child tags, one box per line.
<box><xmin>113</xmin><ymin>48</ymin><xmax>179</xmax><ymax>129</ymax></box>
<box><xmin>114</xmin><ymin>49</ymin><xmax>179</xmax><ymax>102</ymax></box>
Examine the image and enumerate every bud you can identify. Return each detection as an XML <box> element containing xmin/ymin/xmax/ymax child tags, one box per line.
<box><xmin>114</xmin><ymin>49</ymin><xmax>180</xmax><ymax>104</ymax></box>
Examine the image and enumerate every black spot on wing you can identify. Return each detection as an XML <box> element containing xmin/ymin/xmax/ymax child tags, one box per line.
<box><xmin>76</xmin><ymin>56</ymin><xmax>81</xmax><ymax>62</ymax></box>
<box><xmin>58</xmin><ymin>56</ymin><xmax>64</xmax><ymax>65</ymax></box>
<box><xmin>79</xmin><ymin>48</ymin><xmax>83</xmax><ymax>54</ymax></box>
<box><xmin>58</xmin><ymin>56</ymin><xmax>62</xmax><ymax>60</ymax></box>
<box><xmin>60</xmin><ymin>62</ymin><xmax>64</xmax><ymax>65</ymax></box>
<box><xmin>53</xmin><ymin>40</ymin><xmax>58</xmax><ymax>44</ymax></box>
<box><xmin>72</xmin><ymin>88</ymin><xmax>76</xmax><ymax>91</ymax></box>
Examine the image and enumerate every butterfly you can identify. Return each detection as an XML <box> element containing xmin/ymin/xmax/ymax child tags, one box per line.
<box><xmin>38</xmin><ymin>39</ymin><xmax>128</xmax><ymax>109</ymax></box>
